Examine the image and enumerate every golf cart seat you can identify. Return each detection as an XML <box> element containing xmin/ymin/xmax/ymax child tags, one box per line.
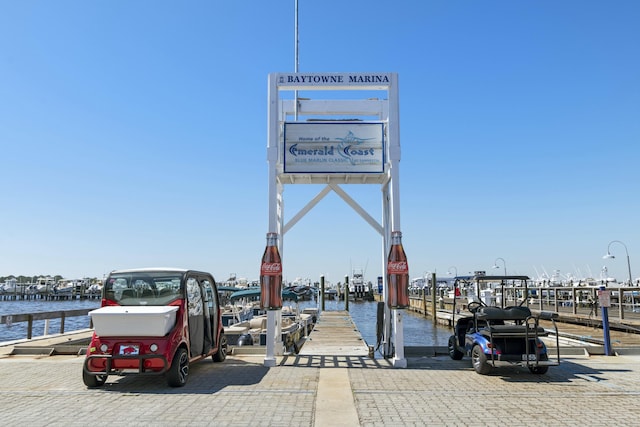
<box><xmin>476</xmin><ymin>306</ymin><xmax>547</xmax><ymax>337</ymax></box>
<box><xmin>476</xmin><ymin>306</ymin><xmax>531</xmax><ymax>321</ymax></box>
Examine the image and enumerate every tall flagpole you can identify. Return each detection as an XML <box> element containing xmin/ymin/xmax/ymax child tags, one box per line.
<box><xmin>294</xmin><ymin>0</ymin><xmax>299</xmax><ymax>120</ymax></box>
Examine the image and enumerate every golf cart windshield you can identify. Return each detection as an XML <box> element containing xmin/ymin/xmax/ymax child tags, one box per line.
<box><xmin>104</xmin><ymin>271</ymin><xmax>183</xmax><ymax>306</ymax></box>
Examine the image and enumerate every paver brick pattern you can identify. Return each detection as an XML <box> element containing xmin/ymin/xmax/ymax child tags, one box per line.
<box><xmin>1</xmin><ymin>353</ymin><xmax>640</xmax><ymax>426</ymax></box>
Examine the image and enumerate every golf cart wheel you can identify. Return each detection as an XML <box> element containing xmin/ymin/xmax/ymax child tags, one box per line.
<box><xmin>529</xmin><ymin>365</ymin><xmax>549</xmax><ymax>375</ymax></box>
<box><xmin>471</xmin><ymin>345</ymin><xmax>491</xmax><ymax>375</ymax></box>
<box><xmin>166</xmin><ymin>347</ymin><xmax>189</xmax><ymax>387</ymax></box>
<box><xmin>83</xmin><ymin>370</ymin><xmax>107</xmax><ymax>388</ymax></box>
<box><xmin>213</xmin><ymin>334</ymin><xmax>228</xmax><ymax>363</ymax></box>
<box><xmin>448</xmin><ymin>335</ymin><xmax>464</xmax><ymax>360</ymax></box>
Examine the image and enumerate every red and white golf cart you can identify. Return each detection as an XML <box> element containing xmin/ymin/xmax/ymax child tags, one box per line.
<box><xmin>83</xmin><ymin>268</ymin><xmax>227</xmax><ymax>387</ymax></box>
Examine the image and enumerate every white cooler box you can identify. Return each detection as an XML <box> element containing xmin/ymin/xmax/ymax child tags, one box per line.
<box><xmin>89</xmin><ymin>306</ymin><xmax>179</xmax><ymax>337</ymax></box>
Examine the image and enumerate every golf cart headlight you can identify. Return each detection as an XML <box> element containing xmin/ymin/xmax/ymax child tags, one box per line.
<box><xmin>100</xmin><ymin>344</ymin><xmax>108</xmax><ymax>353</ymax></box>
<box><xmin>149</xmin><ymin>343</ymin><xmax>158</xmax><ymax>352</ymax></box>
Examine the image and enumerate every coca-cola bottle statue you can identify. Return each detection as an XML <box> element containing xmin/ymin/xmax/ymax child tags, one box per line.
<box><xmin>387</xmin><ymin>231</ymin><xmax>409</xmax><ymax>309</ymax></box>
<box><xmin>260</xmin><ymin>232</ymin><xmax>282</xmax><ymax>310</ymax></box>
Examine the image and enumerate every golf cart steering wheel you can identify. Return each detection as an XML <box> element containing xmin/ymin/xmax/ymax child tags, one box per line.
<box><xmin>467</xmin><ymin>301</ymin><xmax>484</xmax><ymax>314</ymax></box>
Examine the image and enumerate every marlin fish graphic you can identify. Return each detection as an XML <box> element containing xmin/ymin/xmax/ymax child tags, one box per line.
<box><xmin>336</xmin><ymin>131</ymin><xmax>374</xmax><ymax>164</ymax></box>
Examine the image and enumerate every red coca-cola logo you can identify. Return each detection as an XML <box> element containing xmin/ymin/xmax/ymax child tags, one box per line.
<box><xmin>261</xmin><ymin>262</ymin><xmax>282</xmax><ymax>275</ymax></box>
<box><xmin>387</xmin><ymin>261</ymin><xmax>408</xmax><ymax>274</ymax></box>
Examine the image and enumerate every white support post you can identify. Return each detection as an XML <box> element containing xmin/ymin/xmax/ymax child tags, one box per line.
<box><xmin>387</xmin><ymin>73</ymin><xmax>406</xmax><ymax>368</ymax></box>
<box><xmin>265</xmin><ymin>74</ymin><xmax>280</xmax><ymax>368</ymax></box>
<box><xmin>264</xmin><ymin>310</ymin><xmax>278</xmax><ymax>367</ymax></box>
<box><xmin>392</xmin><ymin>310</ymin><xmax>407</xmax><ymax>367</ymax></box>
<box><xmin>381</xmin><ymin>183</ymin><xmax>393</xmax><ymax>358</ymax></box>
<box><xmin>275</xmin><ymin>309</ymin><xmax>283</xmax><ymax>356</ymax></box>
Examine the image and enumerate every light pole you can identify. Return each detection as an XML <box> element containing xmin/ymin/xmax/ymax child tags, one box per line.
<box><xmin>492</xmin><ymin>257</ymin><xmax>507</xmax><ymax>276</ymax></box>
<box><xmin>603</xmin><ymin>240</ymin><xmax>633</xmax><ymax>286</ymax></box>
<box><xmin>447</xmin><ymin>266</ymin><xmax>458</xmax><ymax>277</ymax></box>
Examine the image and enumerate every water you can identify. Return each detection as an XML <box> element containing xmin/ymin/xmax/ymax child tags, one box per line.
<box><xmin>0</xmin><ymin>299</ymin><xmax>100</xmax><ymax>342</ymax></box>
<box><xmin>304</xmin><ymin>299</ymin><xmax>452</xmax><ymax>348</ymax></box>
<box><xmin>0</xmin><ymin>298</ymin><xmax>452</xmax><ymax>346</ymax></box>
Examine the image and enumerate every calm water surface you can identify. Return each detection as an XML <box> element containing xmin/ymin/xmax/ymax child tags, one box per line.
<box><xmin>309</xmin><ymin>299</ymin><xmax>452</xmax><ymax>347</ymax></box>
<box><xmin>1</xmin><ymin>298</ymin><xmax>452</xmax><ymax>346</ymax></box>
<box><xmin>0</xmin><ymin>299</ymin><xmax>99</xmax><ymax>342</ymax></box>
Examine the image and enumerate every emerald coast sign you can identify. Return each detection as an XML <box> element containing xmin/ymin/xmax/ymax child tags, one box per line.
<box><xmin>284</xmin><ymin>122</ymin><xmax>385</xmax><ymax>174</ymax></box>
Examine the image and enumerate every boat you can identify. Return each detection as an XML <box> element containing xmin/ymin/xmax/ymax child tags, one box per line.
<box><xmin>222</xmin><ymin>287</ymin><xmax>317</xmax><ymax>353</ymax></box>
<box><xmin>221</xmin><ymin>273</ymin><xmax>251</xmax><ymax>289</ymax></box>
<box><xmin>0</xmin><ymin>278</ymin><xmax>18</xmax><ymax>294</ymax></box>
<box><xmin>217</xmin><ymin>285</ymin><xmax>257</xmax><ymax>327</ymax></box>
<box><xmin>287</xmin><ymin>277</ymin><xmax>316</xmax><ymax>300</ymax></box>
<box><xmin>0</xmin><ymin>279</ymin><xmax>45</xmax><ymax>298</ymax></box>
<box><xmin>324</xmin><ymin>288</ymin><xmax>338</xmax><ymax>299</ymax></box>
<box><xmin>36</xmin><ymin>276</ymin><xmax>56</xmax><ymax>296</ymax></box>
<box><xmin>221</xmin><ymin>302</ymin><xmax>255</xmax><ymax>327</ymax></box>
<box><xmin>225</xmin><ymin>305</ymin><xmax>317</xmax><ymax>354</ymax></box>
<box><xmin>86</xmin><ymin>281</ymin><xmax>103</xmax><ymax>297</ymax></box>
<box><xmin>349</xmin><ymin>268</ymin><xmax>373</xmax><ymax>301</ymax></box>
<box><xmin>24</xmin><ymin>284</ymin><xmax>39</xmax><ymax>295</ymax></box>
<box><xmin>50</xmin><ymin>279</ymin><xmax>76</xmax><ymax>298</ymax></box>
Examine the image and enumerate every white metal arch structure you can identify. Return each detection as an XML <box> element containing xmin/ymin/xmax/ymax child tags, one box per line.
<box><xmin>265</xmin><ymin>72</ymin><xmax>406</xmax><ymax>368</ymax></box>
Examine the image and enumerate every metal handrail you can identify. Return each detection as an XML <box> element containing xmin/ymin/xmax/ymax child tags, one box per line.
<box><xmin>411</xmin><ymin>285</ymin><xmax>640</xmax><ymax>325</ymax></box>
<box><xmin>0</xmin><ymin>308</ymin><xmax>93</xmax><ymax>340</ymax></box>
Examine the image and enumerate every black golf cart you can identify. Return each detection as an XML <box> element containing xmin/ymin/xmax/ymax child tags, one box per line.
<box><xmin>447</xmin><ymin>274</ymin><xmax>560</xmax><ymax>375</ymax></box>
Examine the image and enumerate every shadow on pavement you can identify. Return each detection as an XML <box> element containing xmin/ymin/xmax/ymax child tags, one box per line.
<box><xmin>406</xmin><ymin>355</ymin><xmax>633</xmax><ymax>384</ymax></box>
<box><xmin>98</xmin><ymin>357</ymin><xmax>269</xmax><ymax>394</ymax></box>
<box><xmin>280</xmin><ymin>354</ymin><xmax>393</xmax><ymax>368</ymax></box>
<box><xmin>495</xmin><ymin>359</ymin><xmax>632</xmax><ymax>384</ymax></box>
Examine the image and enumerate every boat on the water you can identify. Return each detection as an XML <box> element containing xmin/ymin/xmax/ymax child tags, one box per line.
<box><xmin>219</xmin><ymin>285</ymin><xmax>317</xmax><ymax>353</ymax></box>
<box><xmin>324</xmin><ymin>288</ymin><xmax>338</xmax><ymax>299</ymax></box>
<box><xmin>217</xmin><ymin>285</ymin><xmax>257</xmax><ymax>327</ymax></box>
<box><xmin>0</xmin><ymin>278</ymin><xmax>18</xmax><ymax>294</ymax></box>
<box><xmin>221</xmin><ymin>302</ymin><xmax>255</xmax><ymax>327</ymax></box>
<box><xmin>225</xmin><ymin>304</ymin><xmax>318</xmax><ymax>354</ymax></box>
<box><xmin>51</xmin><ymin>279</ymin><xmax>77</xmax><ymax>297</ymax></box>
<box><xmin>85</xmin><ymin>281</ymin><xmax>103</xmax><ymax>297</ymax></box>
<box><xmin>349</xmin><ymin>268</ymin><xmax>373</xmax><ymax>301</ymax></box>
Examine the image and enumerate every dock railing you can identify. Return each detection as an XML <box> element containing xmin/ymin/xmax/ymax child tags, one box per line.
<box><xmin>410</xmin><ymin>286</ymin><xmax>640</xmax><ymax>326</ymax></box>
<box><xmin>0</xmin><ymin>309</ymin><xmax>93</xmax><ymax>340</ymax></box>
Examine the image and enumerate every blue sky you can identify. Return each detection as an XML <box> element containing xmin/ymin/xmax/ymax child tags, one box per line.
<box><xmin>1</xmin><ymin>1</ymin><xmax>638</xmax><ymax>285</ymax></box>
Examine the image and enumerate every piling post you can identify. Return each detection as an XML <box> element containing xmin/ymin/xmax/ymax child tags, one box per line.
<box><xmin>320</xmin><ymin>275</ymin><xmax>325</xmax><ymax>311</ymax></box>
<box><xmin>422</xmin><ymin>288</ymin><xmax>427</xmax><ymax>317</ymax></box>
<box><xmin>27</xmin><ymin>314</ymin><xmax>33</xmax><ymax>339</ymax></box>
<box><xmin>345</xmin><ymin>275</ymin><xmax>349</xmax><ymax>311</ymax></box>
<box><xmin>431</xmin><ymin>272</ymin><xmax>437</xmax><ymax>322</ymax></box>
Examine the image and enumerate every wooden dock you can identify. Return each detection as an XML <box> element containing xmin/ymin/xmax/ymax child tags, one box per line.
<box><xmin>298</xmin><ymin>310</ymin><xmax>370</xmax><ymax>357</ymax></box>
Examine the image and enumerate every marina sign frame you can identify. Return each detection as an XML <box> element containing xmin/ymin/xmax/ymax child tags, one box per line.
<box><xmin>266</xmin><ymin>71</ymin><xmax>406</xmax><ymax>368</ymax></box>
<box><xmin>283</xmin><ymin>122</ymin><xmax>385</xmax><ymax>174</ymax></box>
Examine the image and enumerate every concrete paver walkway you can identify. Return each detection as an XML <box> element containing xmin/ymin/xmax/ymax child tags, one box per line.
<box><xmin>3</xmin><ymin>312</ymin><xmax>640</xmax><ymax>426</ymax></box>
<box><xmin>315</xmin><ymin>368</ymin><xmax>360</xmax><ymax>427</ymax></box>
<box><xmin>2</xmin><ymin>352</ymin><xmax>640</xmax><ymax>426</ymax></box>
